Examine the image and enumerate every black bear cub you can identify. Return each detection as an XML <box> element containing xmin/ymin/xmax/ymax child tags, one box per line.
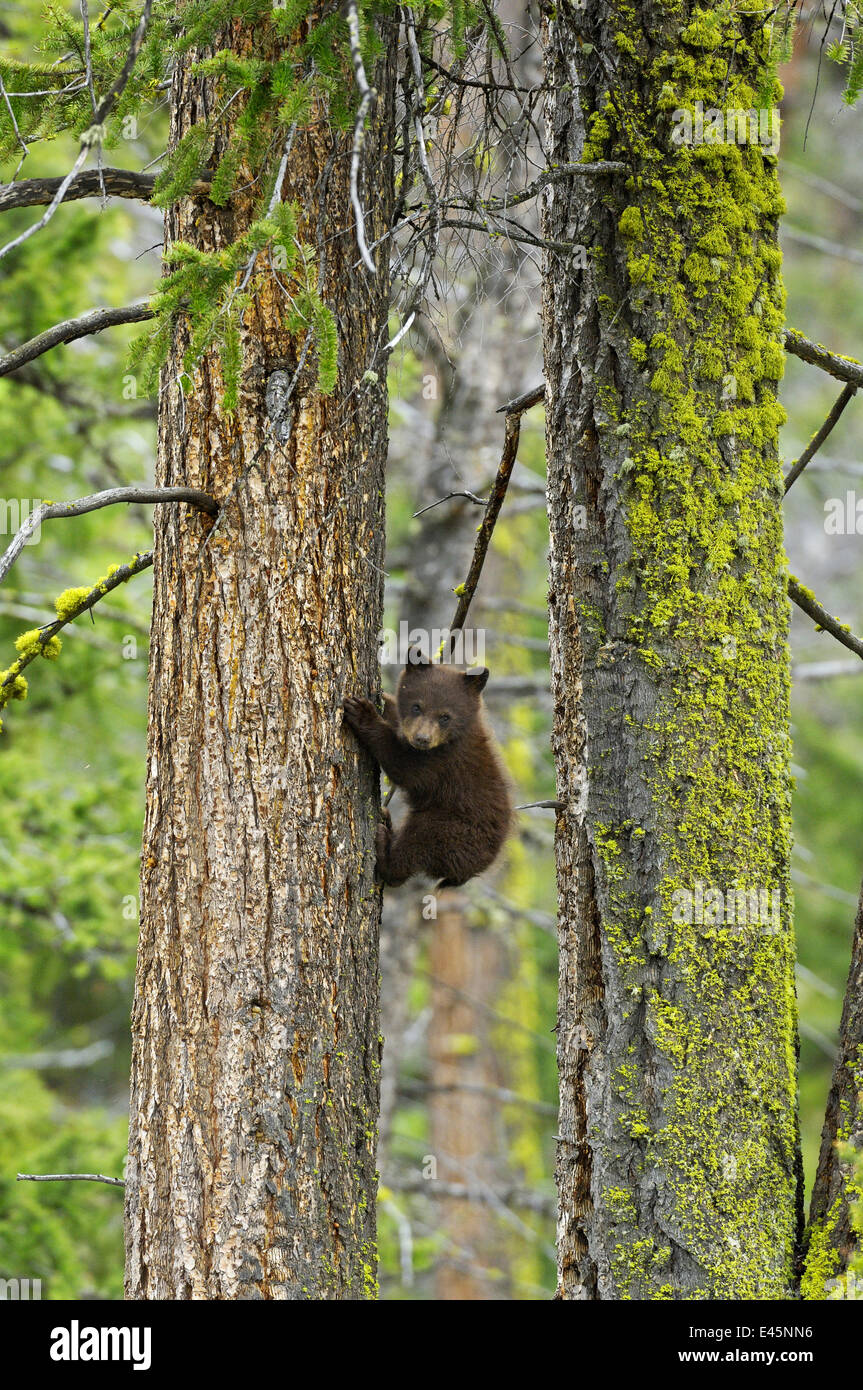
<box><xmin>343</xmin><ymin>650</ymin><xmax>513</xmax><ymax>888</ymax></box>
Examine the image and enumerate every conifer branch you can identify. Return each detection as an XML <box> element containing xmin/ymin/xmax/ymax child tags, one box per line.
<box><xmin>0</xmin><ymin>303</ymin><xmax>154</xmax><ymax>378</ymax></box>
<box><xmin>17</xmin><ymin>1172</ymin><xmax>124</xmax><ymax>1187</ymax></box>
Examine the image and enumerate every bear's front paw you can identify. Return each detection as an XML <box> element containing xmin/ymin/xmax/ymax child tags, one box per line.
<box><xmin>343</xmin><ymin>696</ymin><xmax>379</xmax><ymax>733</ymax></box>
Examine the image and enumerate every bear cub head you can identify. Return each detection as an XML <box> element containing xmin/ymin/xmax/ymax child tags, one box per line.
<box><xmin>396</xmin><ymin>648</ymin><xmax>489</xmax><ymax>752</ymax></box>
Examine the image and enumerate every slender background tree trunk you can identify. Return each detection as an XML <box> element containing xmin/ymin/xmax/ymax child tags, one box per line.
<box><xmin>543</xmin><ymin>2</ymin><xmax>800</xmax><ymax>1298</ymax></box>
<box><xmin>803</xmin><ymin>880</ymin><xmax>863</xmax><ymax>1296</ymax></box>
<box><xmin>124</xmin><ymin>19</ymin><xmax>396</xmax><ymax>1299</ymax></box>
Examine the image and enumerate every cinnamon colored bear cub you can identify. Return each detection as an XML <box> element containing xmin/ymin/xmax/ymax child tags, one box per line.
<box><xmin>343</xmin><ymin>650</ymin><xmax>513</xmax><ymax>888</ymax></box>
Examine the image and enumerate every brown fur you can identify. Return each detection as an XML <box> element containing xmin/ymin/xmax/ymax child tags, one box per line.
<box><xmin>343</xmin><ymin>653</ymin><xmax>513</xmax><ymax>888</ymax></box>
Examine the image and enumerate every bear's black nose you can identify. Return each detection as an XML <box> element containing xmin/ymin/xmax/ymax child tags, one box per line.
<box><xmin>413</xmin><ymin>733</ymin><xmax>430</xmax><ymax>749</ymax></box>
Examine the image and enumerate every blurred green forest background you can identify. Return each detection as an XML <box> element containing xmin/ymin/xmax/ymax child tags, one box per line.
<box><xmin>0</xmin><ymin>4</ymin><xmax>861</xmax><ymax>1298</ymax></box>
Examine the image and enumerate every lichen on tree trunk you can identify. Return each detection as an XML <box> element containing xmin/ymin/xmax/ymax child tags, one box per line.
<box><xmin>124</xmin><ymin>21</ymin><xmax>396</xmax><ymax>1299</ymax></box>
<box><xmin>542</xmin><ymin>3</ymin><xmax>800</xmax><ymax>1299</ymax></box>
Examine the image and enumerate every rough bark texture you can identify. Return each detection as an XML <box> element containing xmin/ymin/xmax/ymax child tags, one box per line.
<box><xmin>543</xmin><ymin>4</ymin><xmax>799</xmax><ymax>1298</ymax></box>
<box><xmin>802</xmin><ymin>881</ymin><xmax>863</xmax><ymax>1297</ymax></box>
<box><xmin>124</xmin><ymin>21</ymin><xmax>396</xmax><ymax>1299</ymax></box>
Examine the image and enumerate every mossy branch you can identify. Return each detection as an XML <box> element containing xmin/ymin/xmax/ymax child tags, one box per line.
<box><xmin>0</xmin><ymin>303</ymin><xmax>155</xmax><ymax>378</ymax></box>
<box><xmin>788</xmin><ymin>576</ymin><xmax>863</xmax><ymax>662</ymax></box>
<box><xmin>0</xmin><ymin>486</ymin><xmax>217</xmax><ymax>587</ymax></box>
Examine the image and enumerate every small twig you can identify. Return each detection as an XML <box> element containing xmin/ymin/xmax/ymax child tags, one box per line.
<box><xmin>784</xmin><ymin>383</ymin><xmax>857</xmax><ymax>492</ymax></box>
<box><xmin>0</xmin><ymin>487</ymin><xmax>216</xmax><ymax>588</ymax></box>
<box><xmin>0</xmin><ymin>72</ymin><xmax>28</xmax><ymax>170</ymax></box>
<box><xmin>515</xmin><ymin>799</ymin><xmax>564</xmax><ymax>811</ymax></box>
<box><xmin>445</xmin><ymin>160</ymin><xmax>626</xmax><ymax>216</ymax></box>
<box><xmin>440</xmin><ymin>216</ymin><xmax>575</xmax><ymax>254</ymax></box>
<box><xmin>17</xmin><ymin>1172</ymin><xmax>124</xmax><ymax>1187</ymax></box>
<box><xmin>788</xmin><ymin>576</ymin><xmax>863</xmax><ymax>662</ymax></box>
<box><xmin>421</xmin><ymin>53</ymin><xmax>537</xmax><ymax>95</ymax></box>
<box><xmin>80</xmin><ymin>0</ymin><xmax>105</xmax><ymax>200</ymax></box>
<box><xmin>412</xmin><ymin>489</ymin><xmax>487</xmax><ymax>518</ymax></box>
<box><xmin>344</xmin><ymin>0</ymin><xmax>377</xmax><ymax>274</ymax></box>
<box><xmin>783</xmin><ymin>225</ymin><xmax>863</xmax><ymax>267</ymax></box>
<box><xmin>91</xmin><ymin>0</ymin><xmax>153</xmax><ymax>127</ymax></box>
<box><xmin>0</xmin><ymin>303</ymin><xmax>154</xmax><ymax>378</ymax></box>
<box><xmin>496</xmin><ymin>383</ymin><xmax>544</xmax><ymax>415</ymax></box>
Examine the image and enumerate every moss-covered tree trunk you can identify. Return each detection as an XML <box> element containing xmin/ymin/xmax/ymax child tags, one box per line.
<box><xmin>124</xmin><ymin>20</ymin><xmax>396</xmax><ymax>1299</ymax></box>
<box><xmin>542</xmin><ymin>4</ymin><xmax>800</xmax><ymax>1299</ymax></box>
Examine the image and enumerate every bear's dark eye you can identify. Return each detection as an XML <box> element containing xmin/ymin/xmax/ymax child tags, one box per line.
<box><xmin>439</xmin><ymin>713</ymin><xmax>450</xmax><ymax>726</ymax></box>
<box><xmin>411</xmin><ymin>703</ymin><xmax>422</xmax><ymax>715</ymax></box>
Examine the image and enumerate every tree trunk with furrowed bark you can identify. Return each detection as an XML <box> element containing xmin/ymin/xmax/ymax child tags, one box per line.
<box><xmin>543</xmin><ymin>2</ymin><xmax>800</xmax><ymax>1299</ymax></box>
<box><xmin>124</xmin><ymin>20</ymin><xmax>396</xmax><ymax>1300</ymax></box>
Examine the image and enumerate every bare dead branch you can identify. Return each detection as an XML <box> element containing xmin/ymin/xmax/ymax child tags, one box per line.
<box><xmin>497</xmin><ymin>382</ymin><xmax>544</xmax><ymax>414</ymax></box>
<box><xmin>445</xmin><ymin>410</ymin><xmax>523</xmax><ymax>651</ymax></box>
<box><xmin>0</xmin><ymin>303</ymin><xmax>154</xmax><ymax>378</ymax></box>
<box><xmin>0</xmin><ymin>488</ymin><xmax>215</xmax><ymax>587</ymax></box>
<box><xmin>17</xmin><ymin>1172</ymin><xmax>124</xmax><ymax>1187</ymax></box>
<box><xmin>439</xmin><ymin>215</ymin><xmax>574</xmax><ymax>253</ymax></box>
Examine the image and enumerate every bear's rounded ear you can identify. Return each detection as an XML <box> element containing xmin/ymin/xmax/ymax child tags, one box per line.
<box><xmin>405</xmin><ymin>644</ymin><xmax>431</xmax><ymax>670</ymax></box>
<box><xmin>464</xmin><ymin>666</ymin><xmax>489</xmax><ymax>692</ymax></box>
